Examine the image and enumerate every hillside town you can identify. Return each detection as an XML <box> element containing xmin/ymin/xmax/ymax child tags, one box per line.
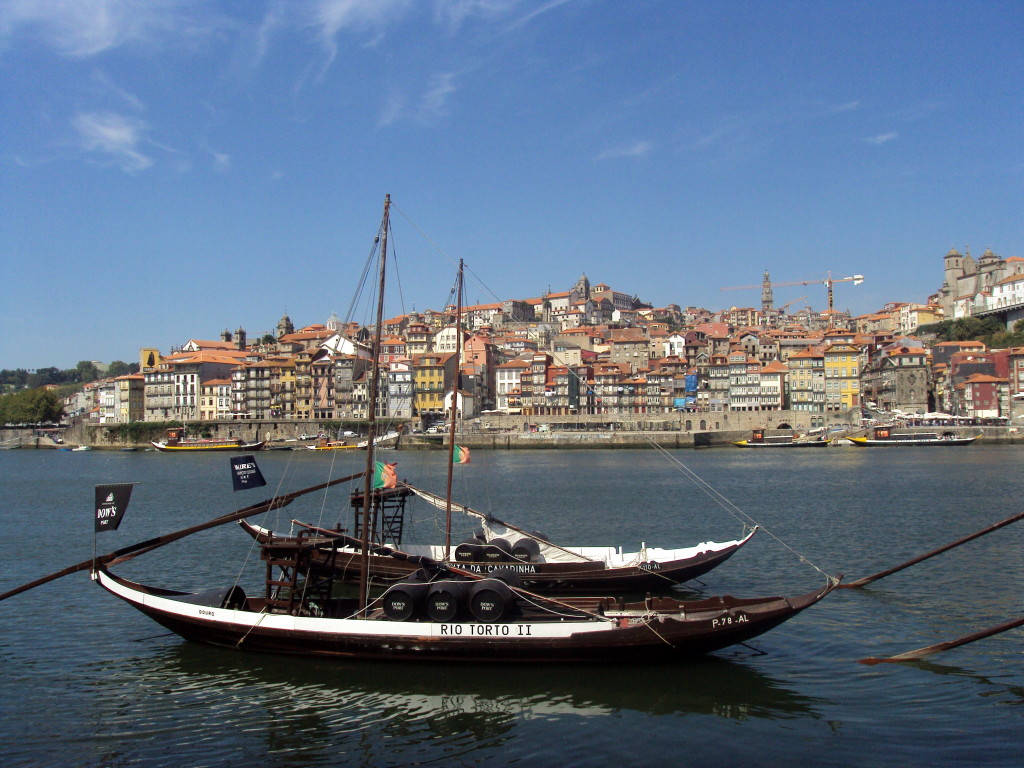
<box><xmin>63</xmin><ymin>247</ymin><xmax>1024</xmax><ymax>431</ymax></box>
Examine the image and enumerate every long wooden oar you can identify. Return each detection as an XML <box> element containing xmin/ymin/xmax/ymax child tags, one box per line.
<box><xmin>840</xmin><ymin>509</ymin><xmax>1024</xmax><ymax>588</ymax></box>
<box><xmin>0</xmin><ymin>471</ymin><xmax>364</xmax><ymax>603</ymax></box>
<box><xmin>859</xmin><ymin>614</ymin><xmax>1024</xmax><ymax>665</ymax></box>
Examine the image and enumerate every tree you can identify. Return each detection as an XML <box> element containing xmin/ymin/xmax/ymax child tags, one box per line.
<box><xmin>107</xmin><ymin>360</ymin><xmax>137</xmax><ymax>377</ymax></box>
<box><xmin>0</xmin><ymin>388</ymin><xmax>64</xmax><ymax>425</ymax></box>
<box><xmin>75</xmin><ymin>361</ymin><xmax>101</xmax><ymax>383</ymax></box>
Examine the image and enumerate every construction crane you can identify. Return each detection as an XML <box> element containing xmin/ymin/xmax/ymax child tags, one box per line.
<box><xmin>721</xmin><ymin>271</ymin><xmax>864</xmax><ymax>326</ymax></box>
<box><xmin>777</xmin><ymin>296</ymin><xmax>807</xmax><ymax>313</ymax></box>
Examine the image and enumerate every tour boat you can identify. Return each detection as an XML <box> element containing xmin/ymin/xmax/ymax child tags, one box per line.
<box><xmin>846</xmin><ymin>426</ymin><xmax>979</xmax><ymax>447</ymax></box>
<box><xmin>731</xmin><ymin>429</ymin><xmax>829</xmax><ymax>448</ymax></box>
<box><xmin>151</xmin><ymin>427</ymin><xmax>265</xmax><ymax>453</ymax></box>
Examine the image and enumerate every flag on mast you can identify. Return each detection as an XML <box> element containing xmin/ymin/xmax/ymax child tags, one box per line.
<box><xmin>94</xmin><ymin>483</ymin><xmax>134</xmax><ymax>532</ymax></box>
<box><xmin>373</xmin><ymin>461</ymin><xmax>397</xmax><ymax>489</ymax></box>
<box><xmin>230</xmin><ymin>455</ymin><xmax>267</xmax><ymax>491</ymax></box>
<box><xmin>453</xmin><ymin>445</ymin><xmax>471</xmax><ymax>464</ymax></box>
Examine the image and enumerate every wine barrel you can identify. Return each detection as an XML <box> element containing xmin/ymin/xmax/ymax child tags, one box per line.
<box><xmin>481</xmin><ymin>538</ymin><xmax>512</xmax><ymax>563</ymax></box>
<box><xmin>425</xmin><ymin>581</ymin><xmax>470</xmax><ymax>622</ymax></box>
<box><xmin>453</xmin><ymin>542</ymin><xmax>482</xmax><ymax>562</ymax></box>
<box><xmin>382</xmin><ymin>582</ymin><xmax>428</xmax><ymax>621</ymax></box>
<box><xmin>468</xmin><ymin>579</ymin><xmax>514</xmax><ymax>623</ymax></box>
<box><xmin>510</xmin><ymin>537</ymin><xmax>540</xmax><ymax>563</ymax></box>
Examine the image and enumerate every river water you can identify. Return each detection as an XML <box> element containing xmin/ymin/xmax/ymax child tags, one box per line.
<box><xmin>1</xmin><ymin>445</ymin><xmax>1022</xmax><ymax>767</ymax></box>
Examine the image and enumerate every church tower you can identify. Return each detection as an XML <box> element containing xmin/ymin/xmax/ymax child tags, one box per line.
<box><xmin>276</xmin><ymin>312</ymin><xmax>294</xmax><ymax>339</ymax></box>
<box><xmin>572</xmin><ymin>273</ymin><xmax>591</xmax><ymax>301</ymax></box>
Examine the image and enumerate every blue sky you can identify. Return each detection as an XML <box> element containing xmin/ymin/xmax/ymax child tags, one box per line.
<box><xmin>1</xmin><ymin>0</ymin><xmax>1021</xmax><ymax>370</ymax></box>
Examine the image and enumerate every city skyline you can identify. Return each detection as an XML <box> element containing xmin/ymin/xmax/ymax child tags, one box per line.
<box><xmin>2</xmin><ymin>1</ymin><xmax>1021</xmax><ymax>369</ymax></box>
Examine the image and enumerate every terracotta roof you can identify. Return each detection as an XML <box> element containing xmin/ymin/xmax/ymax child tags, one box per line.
<box><xmin>184</xmin><ymin>339</ymin><xmax>239</xmax><ymax>350</ymax></box>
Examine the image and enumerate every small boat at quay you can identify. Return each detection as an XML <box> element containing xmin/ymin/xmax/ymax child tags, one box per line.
<box><xmin>306</xmin><ymin>436</ymin><xmax>359</xmax><ymax>451</ymax></box>
<box><xmin>731</xmin><ymin>429</ymin><xmax>829</xmax><ymax>448</ymax></box>
<box><xmin>151</xmin><ymin>427</ymin><xmax>265</xmax><ymax>453</ymax></box>
<box><xmin>86</xmin><ymin>195</ymin><xmax>838</xmax><ymax>663</ymax></box>
<box><xmin>845</xmin><ymin>426</ymin><xmax>979</xmax><ymax>447</ymax></box>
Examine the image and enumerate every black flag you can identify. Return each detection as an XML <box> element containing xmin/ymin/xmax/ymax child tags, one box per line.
<box><xmin>230</xmin><ymin>455</ymin><xmax>267</xmax><ymax>491</ymax></box>
<box><xmin>94</xmin><ymin>484</ymin><xmax>134</xmax><ymax>532</ymax></box>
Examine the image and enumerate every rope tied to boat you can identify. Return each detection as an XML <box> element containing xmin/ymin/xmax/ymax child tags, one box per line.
<box><xmin>647</xmin><ymin>441</ymin><xmax>837</xmax><ymax>582</ymax></box>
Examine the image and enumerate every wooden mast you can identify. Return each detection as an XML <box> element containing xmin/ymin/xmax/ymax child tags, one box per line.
<box><xmin>358</xmin><ymin>193</ymin><xmax>390</xmax><ymax>614</ymax></box>
<box><xmin>443</xmin><ymin>258</ymin><xmax>464</xmax><ymax>561</ymax></box>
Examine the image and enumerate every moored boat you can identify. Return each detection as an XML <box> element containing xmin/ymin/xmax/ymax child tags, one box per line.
<box><xmin>306</xmin><ymin>435</ymin><xmax>359</xmax><ymax>451</ymax></box>
<box><xmin>239</xmin><ymin>484</ymin><xmax>757</xmax><ymax>593</ymax></box>
<box><xmin>92</xmin><ymin>563</ymin><xmax>837</xmax><ymax>663</ymax></box>
<box><xmin>846</xmin><ymin>426</ymin><xmax>979</xmax><ymax>447</ymax></box>
<box><xmin>731</xmin><ymin>429</ymin><xmax>829</xmax><ymax>448</ymax></box>
<box><xmin>151</xmin><ymin>427</ymin><xmax>265</xmax><ymax>452</ymax></box>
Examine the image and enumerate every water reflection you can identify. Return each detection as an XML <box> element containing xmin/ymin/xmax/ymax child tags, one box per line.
<box><xmin>142</xmin><ymin>641</ymin><xmax>825</xmax><ymax>726</ymax></box>
<box><xmin>59</xmin><ymin>640</ymin><xmax>826</xmax><ymax>765</ymax></box>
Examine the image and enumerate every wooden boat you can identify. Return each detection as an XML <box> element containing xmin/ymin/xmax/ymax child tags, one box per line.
<box><xmin>357</xmin><ymin>430</ymin><xmax>401</xmax><ymax>449</ymax></box>
<box><xmin>152</xmin><ymin>427</ymin><xmax>265</xmax><ymax>453</ymax></box>
<box><xmin>731</xmin><ymin>429</ymin><xmax>829</xmax><ymax>448</ymax></box>
<box><xmin>846</xmin><ymin>426</ymin><xmax>979</xmax><ymax>447</ymax></box>
<box><xmin>92</xmin><ymin>195</ymin><xmax>839</xmax><ymax>663</ymax></box>
<box><xmin>306</xmin><ymin>435</ymin><xmax>359</xmax><ymax>451</ymax></box>
<box><xmin>92</xmin><ymin>561</ymin><xmax>837</xmax><ymax>662</ymax></box>
<box><xmin>239</xmin><ymin>484</ymin><xmax>757</xmax><ymax>593</ymax></box>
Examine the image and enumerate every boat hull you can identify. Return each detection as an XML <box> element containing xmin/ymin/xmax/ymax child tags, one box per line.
<box><xmin>239</xmin><ymin>521</ymin><xmax>756</xmax><ymax>593</ymax></box>
<box><xmin>846</xmin><ymin>436</ymin><xmax>978</xmax><ymax>447</ymax></box>
<box><xmin>731</xmin><ymin>440</ymin><xmax>829</xmax><ymax>448</ymax></box>
<box><xmin>94</xmin><ymin>568</ymin><xmax>836</xmax><ymax>663</ymax></box>
<box><xmin>151</xmin><ymin>440</ymin><xmax>266</xmax><ymax>452</ymax></box>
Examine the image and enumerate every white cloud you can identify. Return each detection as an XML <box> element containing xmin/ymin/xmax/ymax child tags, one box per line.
<box><xmin>434</xmin><ymin>0</ymin><xmax>520</xmax><ymax>30</ymax></box>
<box><xmin>507</xmin><ymin>0</ymin><xmax>574</xmax><ymax>31</ymax></box>
<box><xmin>206</xmin><ymin>146</ymin><xmax>231</xmax><ymax>173</ymax></box>
<box><xmin>377</xmin><ymin>91</ymin><xmax>406</xmax><ymax>127</ymax></box>
<box><xmin>417</xmin><ymin>73</ymin><xmax>458</xmax><ymax>124</ymax></box>
<box><xmin>596</xmin><ymin>141</ymin><xmax>653</xmax><ymax>160</ymax></box>
<box><xmin>864</xmin><ymin>132</ymin><xmax>898</xmax><ymax>145</ymax></box>
<box><xmin>72</xmin><ymin>111</ymin><xmax>152</xmax><ymax>171</ymax></box>
<box><xmin>308</xmin><ymin>0</ymin><xmax>412</xmax><ymax>74</ymax></box>
<box><xmin>89</xmin><ymin>68</ymin><xmax>144</xmax><ymax>110</ymax></box>
<box><xmin>0</xmin><ymin>0</ymin><xmax>193</xmax><ymax>57</ymax></box>
<box><xmin>831</xmin><ymin>100</ymin><xmax>861</xmax><ymax>113</ymax></box>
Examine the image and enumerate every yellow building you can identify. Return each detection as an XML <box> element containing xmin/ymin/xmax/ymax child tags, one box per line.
<box><xmin>412</xmin><ymin>352</ymin><xmax>455</xmax><ymax>420</ymax></box>
<box><xmin>199</xmin><ymin>378</ymin><xmax>232</xmax><ymax>421</ymax></box>
<box><xmin>823</xmin><ymin>342</ymin><xmax>862</xmax><ymax>411</ymax></box>
<box><xmin>293</xmin><ymin>349</ymin><xmax>312</xmax><ymax>419</ymax></box>
<box><xmin>788</xmin><ymin>346</ymin><xmax>824</xmax><ymax>414</ymax></box>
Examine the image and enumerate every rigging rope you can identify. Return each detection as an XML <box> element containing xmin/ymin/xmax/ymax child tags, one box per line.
<box><xmin>645</xmin><ymin>438</ymin><xmax>835</xmax><ymax>581</ymax></box>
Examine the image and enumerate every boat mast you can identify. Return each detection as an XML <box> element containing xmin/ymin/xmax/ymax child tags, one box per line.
<box><xmin>443</xmin><ymin>258</ymin><xmax>464</xmax><ymax>561</ymax></box>
<box><xmin>358</xmin><ymin>193</ymin><xmax>390</xmax><ymax>614</ymax></box>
